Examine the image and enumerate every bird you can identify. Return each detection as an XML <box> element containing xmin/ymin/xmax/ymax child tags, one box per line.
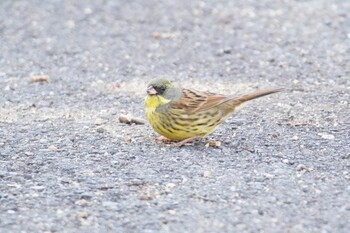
<box><xmin>144</xmin><ymin>79</ymin><xmax>282</xmax><ymax>146</ymax></box>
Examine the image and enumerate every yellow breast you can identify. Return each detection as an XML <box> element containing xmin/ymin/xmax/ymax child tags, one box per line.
<box><xmin>145</xmin><ymin>95</ymin><xmax>170</xmax><ymax>119</ymax></box>
<box><xmin>145</xmin><ymin>95</ymin><xmax>221</xmax><ymax>140</ymax></box>
<box><xmin>145</xmin><ymin>95</ymin><xmax>177</xmax><ymax>139</ymax></box>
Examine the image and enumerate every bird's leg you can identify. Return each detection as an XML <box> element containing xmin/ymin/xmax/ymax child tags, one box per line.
<box><xmin>155</xmin><ymin>137</ymin><xmax>173</xmax><ymax>142</ymax></box>
<box><xmin>169</xmin><ymin>135</ymin><xmax>204</xmax><ymax>147</ymax></box>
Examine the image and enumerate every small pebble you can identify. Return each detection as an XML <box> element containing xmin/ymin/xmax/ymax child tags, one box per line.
<box><xmin>66</xmin><ymin>20</ymin><xmax>75</xmax><ymax>29</ymax></box>
<box><xmin>139</xmin><ymin>193</ymin><xmax>155</xmax><ymax>200</ymax></box>
<box><xmin>318</xmin><ymin>133</ymin><xmax>335</xmax><ymax>140</ymax></box>
<box><xmin>96</xmin><ymin>127</ymin><xmax>105</xmax><ymax>133</ymax></box>
<box><xmin>94</xmin><ymin>118</ymin><xmax>104</xmax><ymax>125</ymax></box>
<box><xmin>84</xmin><ymin>7</ymin><xmax>93</xmax><ymax>15</ymax></box>
<box><xmin>75</xmin><ymin>199</ymin><xmax>88</xmax><ymax>206</ymax></box>
<box><xmin>164</xmin><ymin>183</ymin><xmax>176</xmax><ymax>193</ymax></box>
<box><xmin>80</xmin><ymin>192</ymin><xmax>93</xmax><ymax>200</ymax></box>
<box><xmin>77</xmin><ymin>212</ymin><xmax>88</xmax><ymax>219</ymax></box>
<box><xmin>301</xmin><ymin>185</ymin><xmax>309</xmax><ymax>193</ymax></box>
<box><xmin>313</xmin><ymin>188</ymin><xmax>321</xmax><ymax>194</ymax></box>
<box><xmin>297</xmin><ymin>164</ymin><xmax>307</xmax><ymax>171</ymax></box>
<box><xmin>151</xmin><ymin>31</ymin><xmax>161</xmax><ymax>39</ymax></box>
<box><xmin>31</xmin><ymin>186</ymin><xmax>45</xmax><ymax>191</ymax></box>
<box><xmin>282</xmin><ymin>159</ymin><xmax>289</xmax><ymax>164</ymax></box>
<box><xmin>48</xmin><ymin>145</ymin><xmax>58</xmax><ymax>152</ymax></box>
<box><xmin>203</xmin><ymin>170</ymin><xmax>212</xmax><ymax>178</ymax></box>
<box><xmin>223</xmin><ymin>47</ymin><xmax>232</xmax><ymax>54</ymax></box>
<box><xmin>166</xmin><ymin>210</ymin><xmax>176</xmax><ymax>215</ymax></box>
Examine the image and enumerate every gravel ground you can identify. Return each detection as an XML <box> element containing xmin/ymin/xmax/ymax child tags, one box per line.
<box><xmin>1</xmin><ymin>0</ymin><xmax>349</xmax><ymax>232</ymax></box>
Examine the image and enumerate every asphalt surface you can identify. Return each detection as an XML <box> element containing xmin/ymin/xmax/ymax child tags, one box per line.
<box><xmin>1</xmin><ymin>0</ymin><xmax>350</xmax><ymax>232</ymax></box>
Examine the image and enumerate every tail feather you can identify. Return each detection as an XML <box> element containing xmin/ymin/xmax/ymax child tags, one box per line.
<box><xmin>236</xmin><ymin>88</ymin><xmax>284</xmax><ymax>104</ymax></box>
<box><xmin>219</xmin><ymin>87</ymin><xmax>283</xmax><ymax>116</ymax></box>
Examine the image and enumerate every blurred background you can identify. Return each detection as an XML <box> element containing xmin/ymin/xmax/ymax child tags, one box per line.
<box><xmin>0</xmin><ymin>0</ymin><xmax>349</xmax><ymax>232</ymax></box>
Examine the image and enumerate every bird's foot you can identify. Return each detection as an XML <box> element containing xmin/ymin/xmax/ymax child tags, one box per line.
<box><xmin>155</xmin><ymin>137</ymin><xmax>173</xmax><ymax>142</ymax></box>
<box><xmin>167</xmin><ymin>135</ymin><xmax>204</xmax><ymax>147</ymax></box>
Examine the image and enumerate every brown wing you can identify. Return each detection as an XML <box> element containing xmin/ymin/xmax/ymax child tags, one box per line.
<box><xmin>170</xmin><ymin>88</ymin><xmax>228</xmax><ymax>114</ymax></box>
<box><xmin>170</xmin><ymin>87</ymin><xmax>283</xmax><ymax>115</ymax></box>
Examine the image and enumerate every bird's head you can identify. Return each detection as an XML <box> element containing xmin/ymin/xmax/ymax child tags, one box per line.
<box><xmin>145</xmin><ymin>79</ymin><xmax>181</xmax><ymax>109</ymax></box>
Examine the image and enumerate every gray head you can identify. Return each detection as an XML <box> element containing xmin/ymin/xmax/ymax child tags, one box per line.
<box><xmin>146</xmin><ymin>79</ymin><xmax>181</xmax><ymax>101</ymax></box>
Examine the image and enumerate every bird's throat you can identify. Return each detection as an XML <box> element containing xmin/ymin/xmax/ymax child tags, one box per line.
<box><xmin>145</xmin><ymin>95</ymin><xmax>171</xmax><ymax>123</ymax></box>
<box><xmin>145</xmin><ymin>95</ymin><xmax>171</xmax><ymax>110</ymax></box>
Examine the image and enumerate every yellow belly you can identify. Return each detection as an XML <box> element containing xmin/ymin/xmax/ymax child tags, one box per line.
<box><xmin>144</xmin><ymin>95</ymin><xmax>223</xmax><ymax>140</ymax></box>
<box><xmin>145</xmin><ymin>105</ymin><xmax>221</xmax><ymax>140</ymax></box>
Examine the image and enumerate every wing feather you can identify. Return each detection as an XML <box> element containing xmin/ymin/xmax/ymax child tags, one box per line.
<box><xmin>169</xmin><ymin>87</ymin><xmax>283</xmax><ymax>114</ymax></box>
<box><xmin>170</xmin><ymin>89</ymin><xmax>227</xmax><ymax>114</ymax></box>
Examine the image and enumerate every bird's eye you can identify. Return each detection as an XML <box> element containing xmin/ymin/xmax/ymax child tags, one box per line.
<box><xmin>155</xmin><ymin>86</ymin><xmax>166</xmax><ymax>94</ymax></box>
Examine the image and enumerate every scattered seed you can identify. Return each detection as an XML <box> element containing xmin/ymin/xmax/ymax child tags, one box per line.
<box><xmin>119</xmin><ymin>114</ymin><xmax>145</xmax><ymax>125</ymax></box>
<box><xmin>29</xmin><ymin>75</ymin><xmax>49</xmax><ymax>83</ymax></box>
<box><xmin>205</xmin><ymin>140</ymin><xmax>221</xmax><ymax>148</ymax></box>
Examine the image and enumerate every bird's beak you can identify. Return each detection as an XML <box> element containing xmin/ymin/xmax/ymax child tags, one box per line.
<box><xmin>147</xmin><ymin>86</ymin><xmax>157</xmax><ymax>95</ymax></box>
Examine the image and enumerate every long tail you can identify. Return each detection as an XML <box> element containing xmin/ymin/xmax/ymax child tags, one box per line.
<box><xmin>235</xmin><ymin>88</ymin><xmax>284</xmax><ymax>104</ymax></box>
<box><xmin>219</xmin><ymin>87</ymin><xmax>283</xmax><ymax>115</ymax></box>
